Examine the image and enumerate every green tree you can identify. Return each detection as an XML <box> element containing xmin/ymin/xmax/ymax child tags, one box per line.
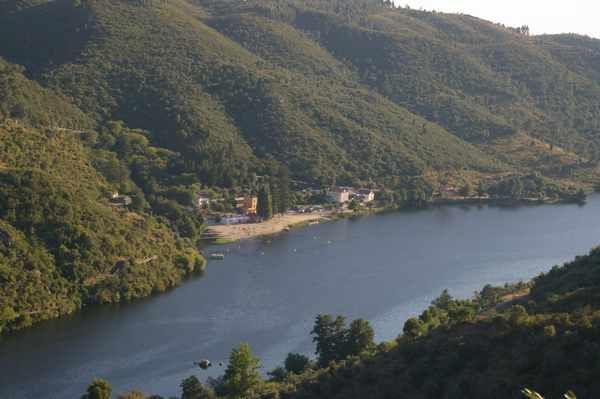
<box><xmin>269</xmin><ymin>176</ymin><xmax>280</xmax><ymax>214</ymax></box>
<box><xmin>402</xmin><ymin>317</ymin><xmax>424</xmax><ymax>339</ymax></box>
<box><xmin>432</xmin><ymin>289</ymin><xmax>454</xmax><ymax>310</ymax></box>
<box><xmin>345</xmin><ymin>319</ymin><xmax>375</xmax><ymax>356</ymax></box>
<box><xmin>181</xmin><ymin>376</ymin><xmax>215</xmax><ymax>399</ymax></box>
<box><xmin>257</xmin><ymin>186</ymin><xmax>273</xmax><ymax>220</ymax></box>
<box><xmin>311</xmin><ymin>314</ymin><xmax>348</xmax><ymax>366</ymax></box>
<box><xmin>276</xmin><ymin>165</ymin><xmax>291</xmax><ymax>214</ymax></box>
<box><xmin>224</xmin><ymin>343</ymin><xmax>263</xmax><ymax>399</ymax></box>
<box><xmin>284</xmin><ymin>353</ymin><xmax>310</xmax><ymax>374</ymax></box>
<box><xmin>347</xmin><ymin>199</ymin><xmax>361</xmax><ymax>212</ymax></box>
<box><xmin>81</xmin><ymin>379</ymin><xmax>112</xmax><ymax>399</ymax></box>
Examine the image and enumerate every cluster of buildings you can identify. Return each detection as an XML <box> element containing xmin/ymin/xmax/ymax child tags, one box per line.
<box><xmin>326</xmin><ymin>187</ymin><xmax>375</xmax><ymax>204</ymax></box>
<box><xmin>197</xmin><ymin>193</ymin><xmax>258</xmax><ymax>215</ymax></box>
<box><xmin>197</xmin><ymin>193</ymin><xmax>259</xmax><ymax>225</ymax></box>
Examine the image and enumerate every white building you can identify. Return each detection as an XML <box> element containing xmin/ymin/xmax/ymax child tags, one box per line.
<box><xmin>197</xmin><ymin>194</ymin><xmax>211</xmax><ymax>208</ymax></box>
<box><xmin>357</xmin><ymin>189</ymin><xmax>375</xmax><ymax>202</ymax></box>
<box><xmin>327</xmin><ymin>187</ymin><xmax>351</xmax><ymax>203</ymax></box>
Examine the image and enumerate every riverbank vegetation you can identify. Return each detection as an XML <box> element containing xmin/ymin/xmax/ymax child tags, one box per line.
<box><xmin>86</xmin><ymin>246</ymin><xmax>600</xmax><ymax>398</ymax></box>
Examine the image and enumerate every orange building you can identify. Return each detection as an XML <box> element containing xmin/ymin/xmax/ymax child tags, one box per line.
<box><xmin>242</xmin><ymin>196</ymin><xmax>258</xmax><ymax>215</ymax></box>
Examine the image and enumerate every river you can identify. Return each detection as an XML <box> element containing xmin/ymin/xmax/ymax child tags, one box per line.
<box><xmin>2</xmin><ymin>197</ymin><xmax>600</xmax><ymax>398</ymax></box>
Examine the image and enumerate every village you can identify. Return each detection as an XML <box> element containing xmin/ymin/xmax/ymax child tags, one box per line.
<box><xmin>198</xmin><ymin>186</ymin><xmax>377</xmax><ymax>242</ymax></box>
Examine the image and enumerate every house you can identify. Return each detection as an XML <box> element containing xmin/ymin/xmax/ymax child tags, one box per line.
<box><xmin>197</xmin><ymin>193</ymin><xmax>211</xmax><ymax>208</ymax></box>
<box><xmin>243</xmin><ymin>196</ymin><xmax>258</xmax><ymax>215</ymax></box>
<box><xmin>236</xmin><ymin>196</ymin><xmax>258</xmax><ymax>215</ymax></box>
<box><xmin>356</xmin><ymin>189</ymin><xmax>375</xmax><ymax>203</ymax></box>
<box><xmin>110</xmin><ymin>192</ymin><xmax>132</xmax><ymax>206</ymax></box>
<box><xmin>327</xmin><ymin>187</ymin><xmax>351</xmax><ymax>204</ymax></box>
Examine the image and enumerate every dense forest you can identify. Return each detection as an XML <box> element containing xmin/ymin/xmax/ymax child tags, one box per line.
<box><xmin>2</xmin><ymin>0</ymin><xmax>600</xmax><ymax>187</ymax></box>
<box><xmin>0</xmin><ymin>59</ymin><xmax>205</xmax><ymax>335</ymax></box>
<box><xmin>2</xmin><ymin>0</ymin><xmax>600</xmax><ymax>332</ymax></box>
<box><xmin>84</xmin><ymin>246</ymin><xmax>600</xmax><ymax>398</ymax></box>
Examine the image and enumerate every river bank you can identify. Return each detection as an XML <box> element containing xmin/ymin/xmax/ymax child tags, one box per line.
<box><xmin>204</xmin><ymin>195</ymin><xmax>587</xmax><ymax>244</ymax></box>
<box><xmin>204</xmin><ymin>211</ymin><xmax>330</xmax><ymax>242</ymax></box>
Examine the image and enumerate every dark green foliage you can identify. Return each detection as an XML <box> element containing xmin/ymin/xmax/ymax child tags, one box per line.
<box><xmin>0</xmin><ymin>118</ymin><xmax>203</xmax><ymax>334</ymax></box>
<box><xmin>274</xmin><ymin>165</ymin><xmax>291</xmax><ymax>214</ymax></box>
<box><xmin>311</xmin><ymin>314</ymin><xmax>375</xmax><ymax>366</ymax></box>
<box><xmin>81</xmin><ymin>379</ymin><xmax>112</xmax><ymax>399</ymax></box>
<box><xmin>0</xmin><ymin>0</ymin><xmax>508</xmax><ymax>188</ymax></box>
<box><xmin>345</xmin><ymin>318</ymin><xmax>375</xmax><ymax>355</ymax></box>
<box><xmin>257</xmin><ymin>185</ymin><xmax>273</xmax><ymax>220</ymax></box>
<box><xmin>311</xmin><ymin>314</ymin><xmax>348</xmax><ymax>366</ymax></box>
<box><xmin>0</xmin><ymin>58</ymin><xmax>91</xmax><ymax>128</ymax></box>
<box><xmin>2</xmin><ymin>0</ymin><xmax>600</xmax><ymax>189</ymax></box>
<box><xmin>284</xmin><ymin>353</ymin><xmax>311</xmax><ymax>375</ymax></box>
<box><xmin>223</xmin><ymin>343</ymin><xmax>263</xmax><ymax>399</ymax></box>
<box><xmin>181</xmin><ymin>376</ymin><xmax>216</xmax><ymax>399</ymax></box>
<box><xmin>487</xmin><ymin>174</ymin><xmax>584</xmax><ymax>201</ymax></box>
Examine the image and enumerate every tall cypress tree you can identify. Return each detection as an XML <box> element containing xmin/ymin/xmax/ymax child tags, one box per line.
<box><xmin>257</xmin><ymin>185</ymin><xmax>273</xmax><ymax>220</ymax></box>
<box><xmin>269</xmin><ymin>176</ymin><xmax>280</xmax><ymax>214</ymax></box>
<box><xmin>277</xmin><ymin>165</ymin><xmax>290</xmax><ymax>214</ymax></box>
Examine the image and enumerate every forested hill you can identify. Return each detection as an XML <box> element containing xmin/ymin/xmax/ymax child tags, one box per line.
<box><xmin>1</xmin><ymin>0</ymin><xmax>600</xmax><ymax>187</ymax></box>
<box><xmin>0</xmin><ymin>58</ymin><xmax>204</xmax><ymax>335</ymax></box>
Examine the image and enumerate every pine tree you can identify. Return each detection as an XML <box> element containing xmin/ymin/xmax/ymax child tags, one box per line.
<box><xmin>257</xmin><ymin>185</ymin><xmax>273</xmax><ymax>220</ymax></box>
<box><xmin>81</xmin><ymin>379</ymin><xmax>112</xmax><ymax>399</ymax></box>
<box><xmin>224</xmin><ymin>343</ymin><xmax>262</xmax><ymax>399</ymax></box>
<box><xmin>277</xmin><ymin>165</ymin><xmax>291</xmax><ymax>214</ymax></box>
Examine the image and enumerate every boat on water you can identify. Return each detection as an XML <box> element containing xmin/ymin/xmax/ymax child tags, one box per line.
<box><xmin>209</xmin><ymin>252</ymin><xmax>225</xmax><ymax>260</ymax></box>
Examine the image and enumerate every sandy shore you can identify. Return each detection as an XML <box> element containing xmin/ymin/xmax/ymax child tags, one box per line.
<box><xmin>207</xmin><ymin>212</ymin><xmax>329</xmax><ymax>242</ymax></box>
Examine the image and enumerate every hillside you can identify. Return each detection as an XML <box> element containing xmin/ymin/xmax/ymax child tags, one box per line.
<box><xmin>3</xmin><ymin>0</ymin><xmax>600</xmax><ymax>189</ymax></box>
<box><xmin>0</xmin><ymin>59</ymin><xmax>204</xmax><ymax>335</ymax></box>
<box><xmin>260</xmin><ymin>248</ymin><xmax>600</xmax><ymax>399</ymax></box>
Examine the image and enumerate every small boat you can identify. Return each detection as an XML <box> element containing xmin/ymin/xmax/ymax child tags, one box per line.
<box><xmin>209</xmin><ymin>252</ymin><xmax>225</xmax><ymax>260</ymax></box>
<box><xmin>194</xmin><ymin>359</ymin><xmax>212</xmax><ymax>370</ymax></box>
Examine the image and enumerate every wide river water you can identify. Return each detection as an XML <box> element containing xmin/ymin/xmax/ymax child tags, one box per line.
<box><xmin>2</xmin><ymin>197</ymin><xmax>600</xmax><ymax>398</ymax></box>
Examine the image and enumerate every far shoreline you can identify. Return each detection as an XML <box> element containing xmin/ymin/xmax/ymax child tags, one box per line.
<box><xmin>201</xmin><ymin>195</ymin><xmax>588</xmax><ymax>245</ymax></box>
